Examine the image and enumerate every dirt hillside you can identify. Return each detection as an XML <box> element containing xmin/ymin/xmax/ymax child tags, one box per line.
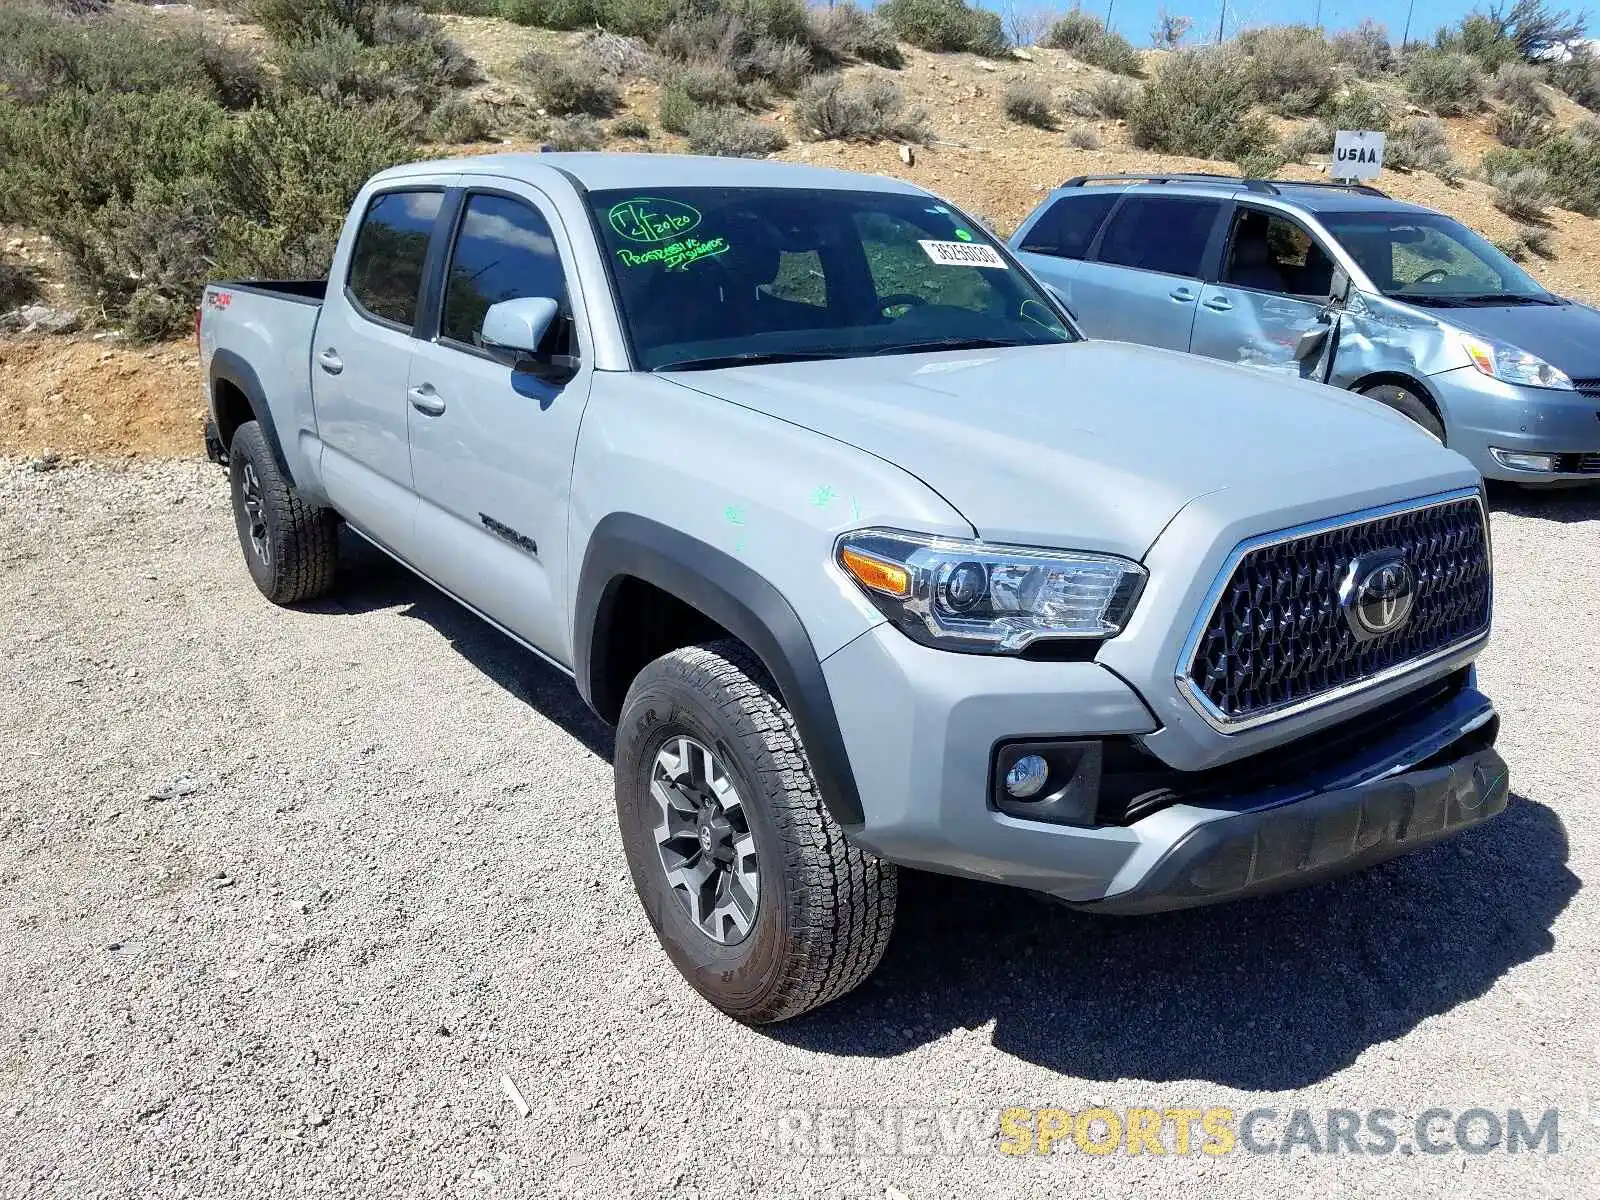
<box><xmin>4</xmin><ymin>7</ymin><xmax>1598</xmax><ymax>462</ymax></box>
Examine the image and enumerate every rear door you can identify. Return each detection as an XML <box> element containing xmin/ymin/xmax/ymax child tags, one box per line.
<box><xmin>1010</xmin><ymin>190</ymin><xmax>1119</xmax><ymax>314</ymax></box>
<box><xmin>1069</xmin><ymin>193</ymin><xmax>1228</xmax><ymax>350</ymax></box>
<box><xmin>313</xmin><ymin>183</ymin><xmax>449</xmax><ymax>549</ymax></box>
<box><xmin>1191</xmin><ymin>204</ymin><xmax>1336</xmax><ymax>378</ymax></box>
<box><xmin>404</xmin><ymin>183</ymin><xmax>594</xmax><ymax>664</ymax></box>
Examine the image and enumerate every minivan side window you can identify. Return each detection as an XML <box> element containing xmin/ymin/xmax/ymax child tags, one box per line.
<box><xmin>1094</xmin><ymin>196</ymin><xmax>1222</xmax><ymax>278</ymax></box>
<box><xmin>346</xmin><ymin>190</ymin><xmax>443</xmax><ymax>328</ymax></box>
<box><xmin>1222</xmin><ymin>208</ymin><xmax>1336</xmax><ymax>297</ymax></box>
<box><xmin>440</xmin><ymin>193</ymin><xmax>571</xmax><ymax>355</ymax></box>
<box><xmin>1017</xmin><ymin>193</ymin><xmax>1118</xmax><ymax>260</ymax></box>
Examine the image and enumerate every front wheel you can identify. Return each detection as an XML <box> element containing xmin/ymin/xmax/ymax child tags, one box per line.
<box><xmin>1362</xmin><ymin>383</ymin><xmax>1446</xmax><ymax>444</ymax></box>
<box><xmin>615</xmin><ymin>640</ymin><xmax>897</xmax><ymax>1024</ymax></box>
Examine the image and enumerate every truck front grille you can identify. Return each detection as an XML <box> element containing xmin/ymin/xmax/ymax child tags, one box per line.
<box><xmin>1181</xmin><ymin>492</ymin><xmax>1491</xmax><ymax>731</ymax></box>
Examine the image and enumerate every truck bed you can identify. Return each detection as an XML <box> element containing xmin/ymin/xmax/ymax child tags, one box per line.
<box><xmin>208</xmin><ymin>279</ymin><xmax>327</xmax><ymax>305</ymax></box>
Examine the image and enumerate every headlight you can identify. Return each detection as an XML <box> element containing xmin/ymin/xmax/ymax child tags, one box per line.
<box><xmin>1459</xmin><ymin>333</ymin><xmax>1573</xmax><ymax>389</ymax></box>
<box><xmin>835</xmin><ymin>529</ymin><xmax>1145</xmax><ymax>654</ymax></box>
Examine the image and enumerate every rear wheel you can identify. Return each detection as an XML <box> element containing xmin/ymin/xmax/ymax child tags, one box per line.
<box><xmin>1362</xmin><ymin>382</ymin><xmax>1446</xmax><ymax>444</ymax></box>
<box><xmin>228</xmin><ymin>420</ymin><xmax>339</xmax><ymax>605</ymax></box>
<box><xmin>615</xmin><ymin>640</ymin><xmax>897</xmax><ymax>1024</ymax></box>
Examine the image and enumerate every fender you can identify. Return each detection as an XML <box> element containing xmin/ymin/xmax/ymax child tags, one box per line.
<box><xmin>575</xmin><ymin>514</ymin><xmax>866</xmax><ymax>829</ymax></box>
<box><xmin>209</xmin><ymin>348</ymin><xmax>294</xmax><ymax>482</ymax></box>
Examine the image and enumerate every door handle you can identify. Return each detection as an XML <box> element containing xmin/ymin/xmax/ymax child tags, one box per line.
<box><xmin>1169</xmin><ymin>287</ymin><xmax>1198</xmax><ymax>303</ymax></box>
<box><xmin>1203</xmin><ymin>296</ymin><xmax>1234</xmax><ymax>312</ymax></box>
<box><xmin>318</xmin><ymin>348</ymin><xmax>343</xmax><ymax>375</ymax></box>
<box><xmin>408</xmin><ymin>385</ymin><xmax>446</xmax><ymax>416</ymax></box>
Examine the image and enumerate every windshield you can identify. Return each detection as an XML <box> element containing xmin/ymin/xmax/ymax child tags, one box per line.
<box><xmin>587</xmin><ymin>187</ymin><xmax>1075</xmax><ymax>370</ymax></box>
<box><xmin>1320</xmin><ymin>210</ymin><xmax>1556</xmax><ymax>305</ymax></box>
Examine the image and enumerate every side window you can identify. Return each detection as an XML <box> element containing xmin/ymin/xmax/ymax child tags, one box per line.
<box><xmin>346</xmin><ymin>190</ymin><xmax>442</xmax><ymax>328</ymax></box>
<box><xmin>1017</xmin><ymin>193</ymin><xmax>1118</xmax><ymax>260</ymax></box>
<box><xmin>1222</xmin><ymin>208</ymin><xmax>1335</xmax><ymax>297</ymax></box>
<box><xmin>1094</xmin><ymin>196</ymin><xmax>1223</xmax><ymax>278</ymax></box>
<box><xmin>854</xmin><ymin>211</ymin><xmax>1002</xmax><ymax>315</ymax></box>
<box><xmin>441</xmin><ymin>193</ymin><xmax>571</xmax><ymax>353</ymax></box>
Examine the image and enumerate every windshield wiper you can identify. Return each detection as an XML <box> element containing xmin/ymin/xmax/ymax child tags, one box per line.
<box><xmin>652</xmin><ymin>350</ymin><xmax>845</xmax><ymax>372</ymax></box>
<box><xmin>1452</xmin><ymin>293</ymin><xmax>1563</xmax><ymax>306</ymax></box>
<box><xmin>868</xmin><ymin>337</ymin><xmax>1039</xmax><ymax>356</ymax></box>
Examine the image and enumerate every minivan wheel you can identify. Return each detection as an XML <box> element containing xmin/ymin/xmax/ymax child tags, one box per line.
<box><xmin>227</xmin><ymin>420</ymin><xmax>339</xmax><ymax>605</ymax></box>
<box><xmin>1362</xmin><ymin>383</ymin><xmax>1446</xmax><ymax>444</ymax></box>
<box><xmin>615</xmin><ymin>640</ymin><xmax>897</xmax><ymax>1024</ymax></box>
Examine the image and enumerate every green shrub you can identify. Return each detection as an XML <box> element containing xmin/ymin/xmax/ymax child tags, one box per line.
<box><xmin>598</xmin><ymin>0</ymin><xmax>672</xmax><ymax>38</ymax></box>
<box><xmin>1491</xmin><ymin>60</ymin><xmax>1551</xmax><ymax>112</ymax></box>
<box><xmin>611</xmin><ymin>114</ymin><xmax>651</xmax><ymax>138</ymax></box>
<box><xmin>657</xmin><ymin>85</ymin><xmax>700</xmax><ymax>133</ymax></box>
<box><xmin>1498</xmin><ymin>223</ymin><xmax>1556</xmax><ymax>260</ymax></box>
<box><xmin>1321</xmin><ymin>80</ymin><xmax>1393</xmax><ymax>131</ymax></box>
<box><xmin>683</xmin><ymin>110</ymin><xmax>786</xmax><ymax>156</ymax></box>
<box><xmin>1404</xmin><ymin>49</ymin><xmax>1486</xmax><ymax>115</ymax></box>
<box><xmin>516</xmin><ymin>50</ymin><xmax>621</xmax><ymax>115</ymax></box>
<box><xmin>1002</xmin><ymin>78</ymin><xmax>1053</xmax><ymax>127</ymax></box>
<box><xmin>1550</xmin><ymin>48</ymin><xmax>1600</xmax><ymax>110</ymax></box>
<box><xmin>1387</xmin><ymin>115</ymin><xmax>1461</xmax><ymax>181</ymax></box>
<box><xmin>1433</xmin><ymin>12</ymin><xmax>1520</xmax><ymax>71</ymax></box>
<box><xmin>538</xmin><ymin>114</ymin><xmax>605</xmax><ymax>149</ymax></box>
<box><xmin>1493</xmin><ymin>120</ymin><xmax>1600</xmax><ymax>214</ymax></box>
<box><xmin>423</xmin><ymin>95</ymin><xmax>493</xmax><ymax>141</ymax></box>
<box><xmin>0</xmin><ymin>254</ymin><xmax>40</xmax><ymax>312</ymax></box>
<box><xmin>371</xmin><ymin>5</ymin><xmax>478</xmax><ymax>87</ymax></box>
<box><xmin>1487</xmin><ymin>162</ymin><xmax>1553</xmax><ymax>219</ymax></box>
<box><xmin>1042</xmin><ymin>10</ymin><xmax>1142</xmax><ymax>75</ymax></box>
<box><xmin>666</xmin><ymin>62</ymin><xmax>769</xmax><ymax>110</ymax></box>
<box><xmin>806</xmin><ymin>2</ymin><xmax>903</xmax><ymax>69</ymax></box>
<box><xmin>1492</xmin><ymin>102</ymin><xmax>1551</xmax><ymax>147</ymax></box>
<box><xmin>1278</xmin><ymin>118</ymin><xmax>1333</xmax><ymax>162</ymax></box>
<box><xmin>1127</xmin><ymin>47</ymin><xmax>1275</xmax><ymax>164</ymax></box>
<box><xmin>0</xmin><ymin>5</ymin><xmax>262</xmax><ymax>108</ymax></box>
<box><xmin>1064</xmin><ymin>124</ymin><xmax>1100</xmax><ymax>149</ymax></box>
<box><xmin>275</xmin><ymin>9</ymin><xmax>475</xmax><ymax>105</ymax></box>
<box><xmin>1240</xmin><ymin>25</ymin><xmax>1338</xmax><ymax>115</ymax></box>
<box><xmin>795</xmin><ymin>73</ymin><xmax>931</xmax><ymax>141</ymax></box>
<box><xmin>1330</xmin><ymin>18</ymin><xmax>1391</xmax><ymax>76</ymax></box>
<box><xmin>498</xmin><ymin>0</ymin><xmax>603</xmax><ymax>27</ymax></box>
<box><xmin>879</xmin><ymin>0</ymin><xmax>1005</xmax><ymax>56</ymax></box>
<box><xmin>653</xmin><ymin>12</ymin><xmax>812</xmax><ymax>93</ymax></box>
<box><xmin>256</xmin><ymin>0</ymin><xmax>381</xmax><ymax>42</ymax></box>
<box><xmin>1083</xmin><ymin>73</ymin><xmax>1139</xmax><ymax>117</ymax></box>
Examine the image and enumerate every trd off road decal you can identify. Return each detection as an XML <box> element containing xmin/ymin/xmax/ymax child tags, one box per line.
<box><xmin>918</xmin><ymin>240</ymin><xmax>1008</xmax><ymax>268</ymax></box>
<box><xmin>608</xmin><ymin>198</ymin><xmax>703</xmax><ymax>243</ymax></box>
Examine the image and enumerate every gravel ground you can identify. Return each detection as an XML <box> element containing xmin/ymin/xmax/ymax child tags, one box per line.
<box><xmin>1</xmin><ymin>459</ymin><xmax>1596</xmax><ymax>1199</ymax></box>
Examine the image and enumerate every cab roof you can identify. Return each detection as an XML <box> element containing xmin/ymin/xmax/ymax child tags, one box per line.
<box><xmin>370</xmin><ymin>152</ymin><xmax>930</xmax><ymax>196</ymax></box>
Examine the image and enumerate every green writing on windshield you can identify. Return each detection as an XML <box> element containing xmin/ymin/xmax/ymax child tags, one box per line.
<box><xmin>618</xmin><ymin>236</ymin><xmax>729</xmax><ymax>271</ymax></box>
<box><xmin>608</xmin><ymin>198</ymin><xmax>703</xmax><ymax>243</ymax></box>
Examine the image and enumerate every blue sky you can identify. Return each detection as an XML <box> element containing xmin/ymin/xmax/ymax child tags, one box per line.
<box><xmin>1007</xmin><ymin>0</ymin><xmax>1501</xmax><ymax>46</ymax></box>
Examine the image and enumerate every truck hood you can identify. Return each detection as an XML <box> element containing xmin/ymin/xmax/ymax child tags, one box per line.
<box><xmin>1436</xmin><ymin>298</ymin><xmax>1600</xmax><ymax>378</ymax></box>
<box><xmin>666</xmin><ymin>340</ymin><xmax>1460</xmax><ymax>559</ymax></box>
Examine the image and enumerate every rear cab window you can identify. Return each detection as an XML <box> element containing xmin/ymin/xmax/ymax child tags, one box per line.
<box><xmin>345</xmin><ymin>189</ymin><xmax>443</xmax><ymax>329</ymax></box>
<box><xmin>1094</xmin><ymin>195</ymin><xmax>1224</xmax><ymax>278</ymax></box>
<box><xmin>1017</xmin><ymin>192</ymin><xmax>1119</xmax><ymax>261</ymax></box>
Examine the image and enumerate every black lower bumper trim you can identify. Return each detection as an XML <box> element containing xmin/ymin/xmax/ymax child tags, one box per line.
<box><xmin>203</xmin><ymin>418</ymin><xmax>227</xmax><ymax>465</ymax></box>
<box><xmin>1080</xmin><ymin>745</ymin><xmax>1510</xmax><ymax>915</ymax></box>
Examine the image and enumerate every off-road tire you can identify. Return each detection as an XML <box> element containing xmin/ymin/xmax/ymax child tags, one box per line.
<box><xmin>1362</xmin><ymin>383</ymin><xmax>1447</xmax><ymax>444</ymax></box>
<box><xmin>615</xmin><ymin>639</ymin><xmax>897</xmax><ymax>1024</ymax></box>
<box><xmin>228</xmin><ymin>420</ymin><xmax>338</xmax><ymax>605</ymax></box>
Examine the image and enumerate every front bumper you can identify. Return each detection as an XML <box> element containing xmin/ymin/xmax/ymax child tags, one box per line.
<box><xmin>823</xmin><ymin>622</ymin><xmax>1506</xmax><ymax>909</ymax></box>
<box><xmin>1431</xmin><ymin>365</ymin><xmax>1600</xmax><ymax>484</ymax></box>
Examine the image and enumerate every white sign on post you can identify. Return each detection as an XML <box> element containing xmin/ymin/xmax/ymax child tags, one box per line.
<box><xmin>1332</xmin><ymin>129</ymin><xmax>1386</xmax><ymax>181</ymax></box>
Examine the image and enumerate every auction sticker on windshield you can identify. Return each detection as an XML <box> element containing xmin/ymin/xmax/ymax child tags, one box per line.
<box><xmin>919</xmin><ymin>240</ymin><xmax>1007</xmax><ymax>268</ymax></box>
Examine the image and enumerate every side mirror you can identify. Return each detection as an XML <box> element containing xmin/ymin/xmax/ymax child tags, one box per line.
<box><xmin>481</xmin><ymin>296</ymin><xmax>559</xmax><ymax>357</ymax></box>
<box><xmin>1329</xmin><ymin>267</ymin><xmax>1351</xmax><ymax>304</ymax></box>
<box><xmin>1043</xmin><ymin>283</ymin><xmax>1078</xmax><ymax>323</ymax></box>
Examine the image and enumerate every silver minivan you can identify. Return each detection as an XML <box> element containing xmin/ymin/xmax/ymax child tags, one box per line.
<box><xmin>1011</xmin><ymin>173</ymin><xmax>1600</xmax><ymax>485</ymax></box>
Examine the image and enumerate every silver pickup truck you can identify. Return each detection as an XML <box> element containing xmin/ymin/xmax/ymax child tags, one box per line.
<box><xmin>199</xmin><ymin>152</ymin><xmax>1508</xmax><ymax>1023</ymax></box>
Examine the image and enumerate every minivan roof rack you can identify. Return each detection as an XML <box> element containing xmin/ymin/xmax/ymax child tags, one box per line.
<box><xmin>1059</xmin><ymin>173</ymin><xmax>1388</xmax><ymax>198</ymax></box>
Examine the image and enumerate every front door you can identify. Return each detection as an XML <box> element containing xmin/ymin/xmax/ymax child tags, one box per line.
<box><xmin>1069</xmin><ymin>193</ymin><xmax>1226</xmax><ymax>350</ymax></box>
<box><xmin>405</xmin><ymin>185</ymin><xmax>594</xmax><ymax>665</ymax></box>
<box><xmin>1190</xmin><ymin>205</ymin><xmax>1337</xmax><ymax>379</ymax></box>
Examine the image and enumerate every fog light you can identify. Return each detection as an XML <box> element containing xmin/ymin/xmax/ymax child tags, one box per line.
<box><xmin>1004</xmin><ymin>754</ymin><xmax>1049</xmax><ymax>799</ymax></box>
<box><xmin>1490</xmin><ymin>448</ymin><xmax>1559</xmax><ymax>473</ymax></box>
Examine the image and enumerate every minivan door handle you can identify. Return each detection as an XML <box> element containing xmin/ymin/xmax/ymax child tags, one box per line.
<box><xmin>1169</xmin><ymin>287</ymin><xmax>1198</xmax><ymax>303</ymax></box>
<box><xmin>407</xmin><ymin>385</ymin><xmax>446</xmax><ymax>416</ymax></box>
<box><xmin>318</xmin><ymin>348</ymin><xmax>344</xmax><ymax>375</ymax></box>
<box><xmin>1203</xmin><ymin>295</ymin><xmax>1234</xmax><ymax>312</ymax></box>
